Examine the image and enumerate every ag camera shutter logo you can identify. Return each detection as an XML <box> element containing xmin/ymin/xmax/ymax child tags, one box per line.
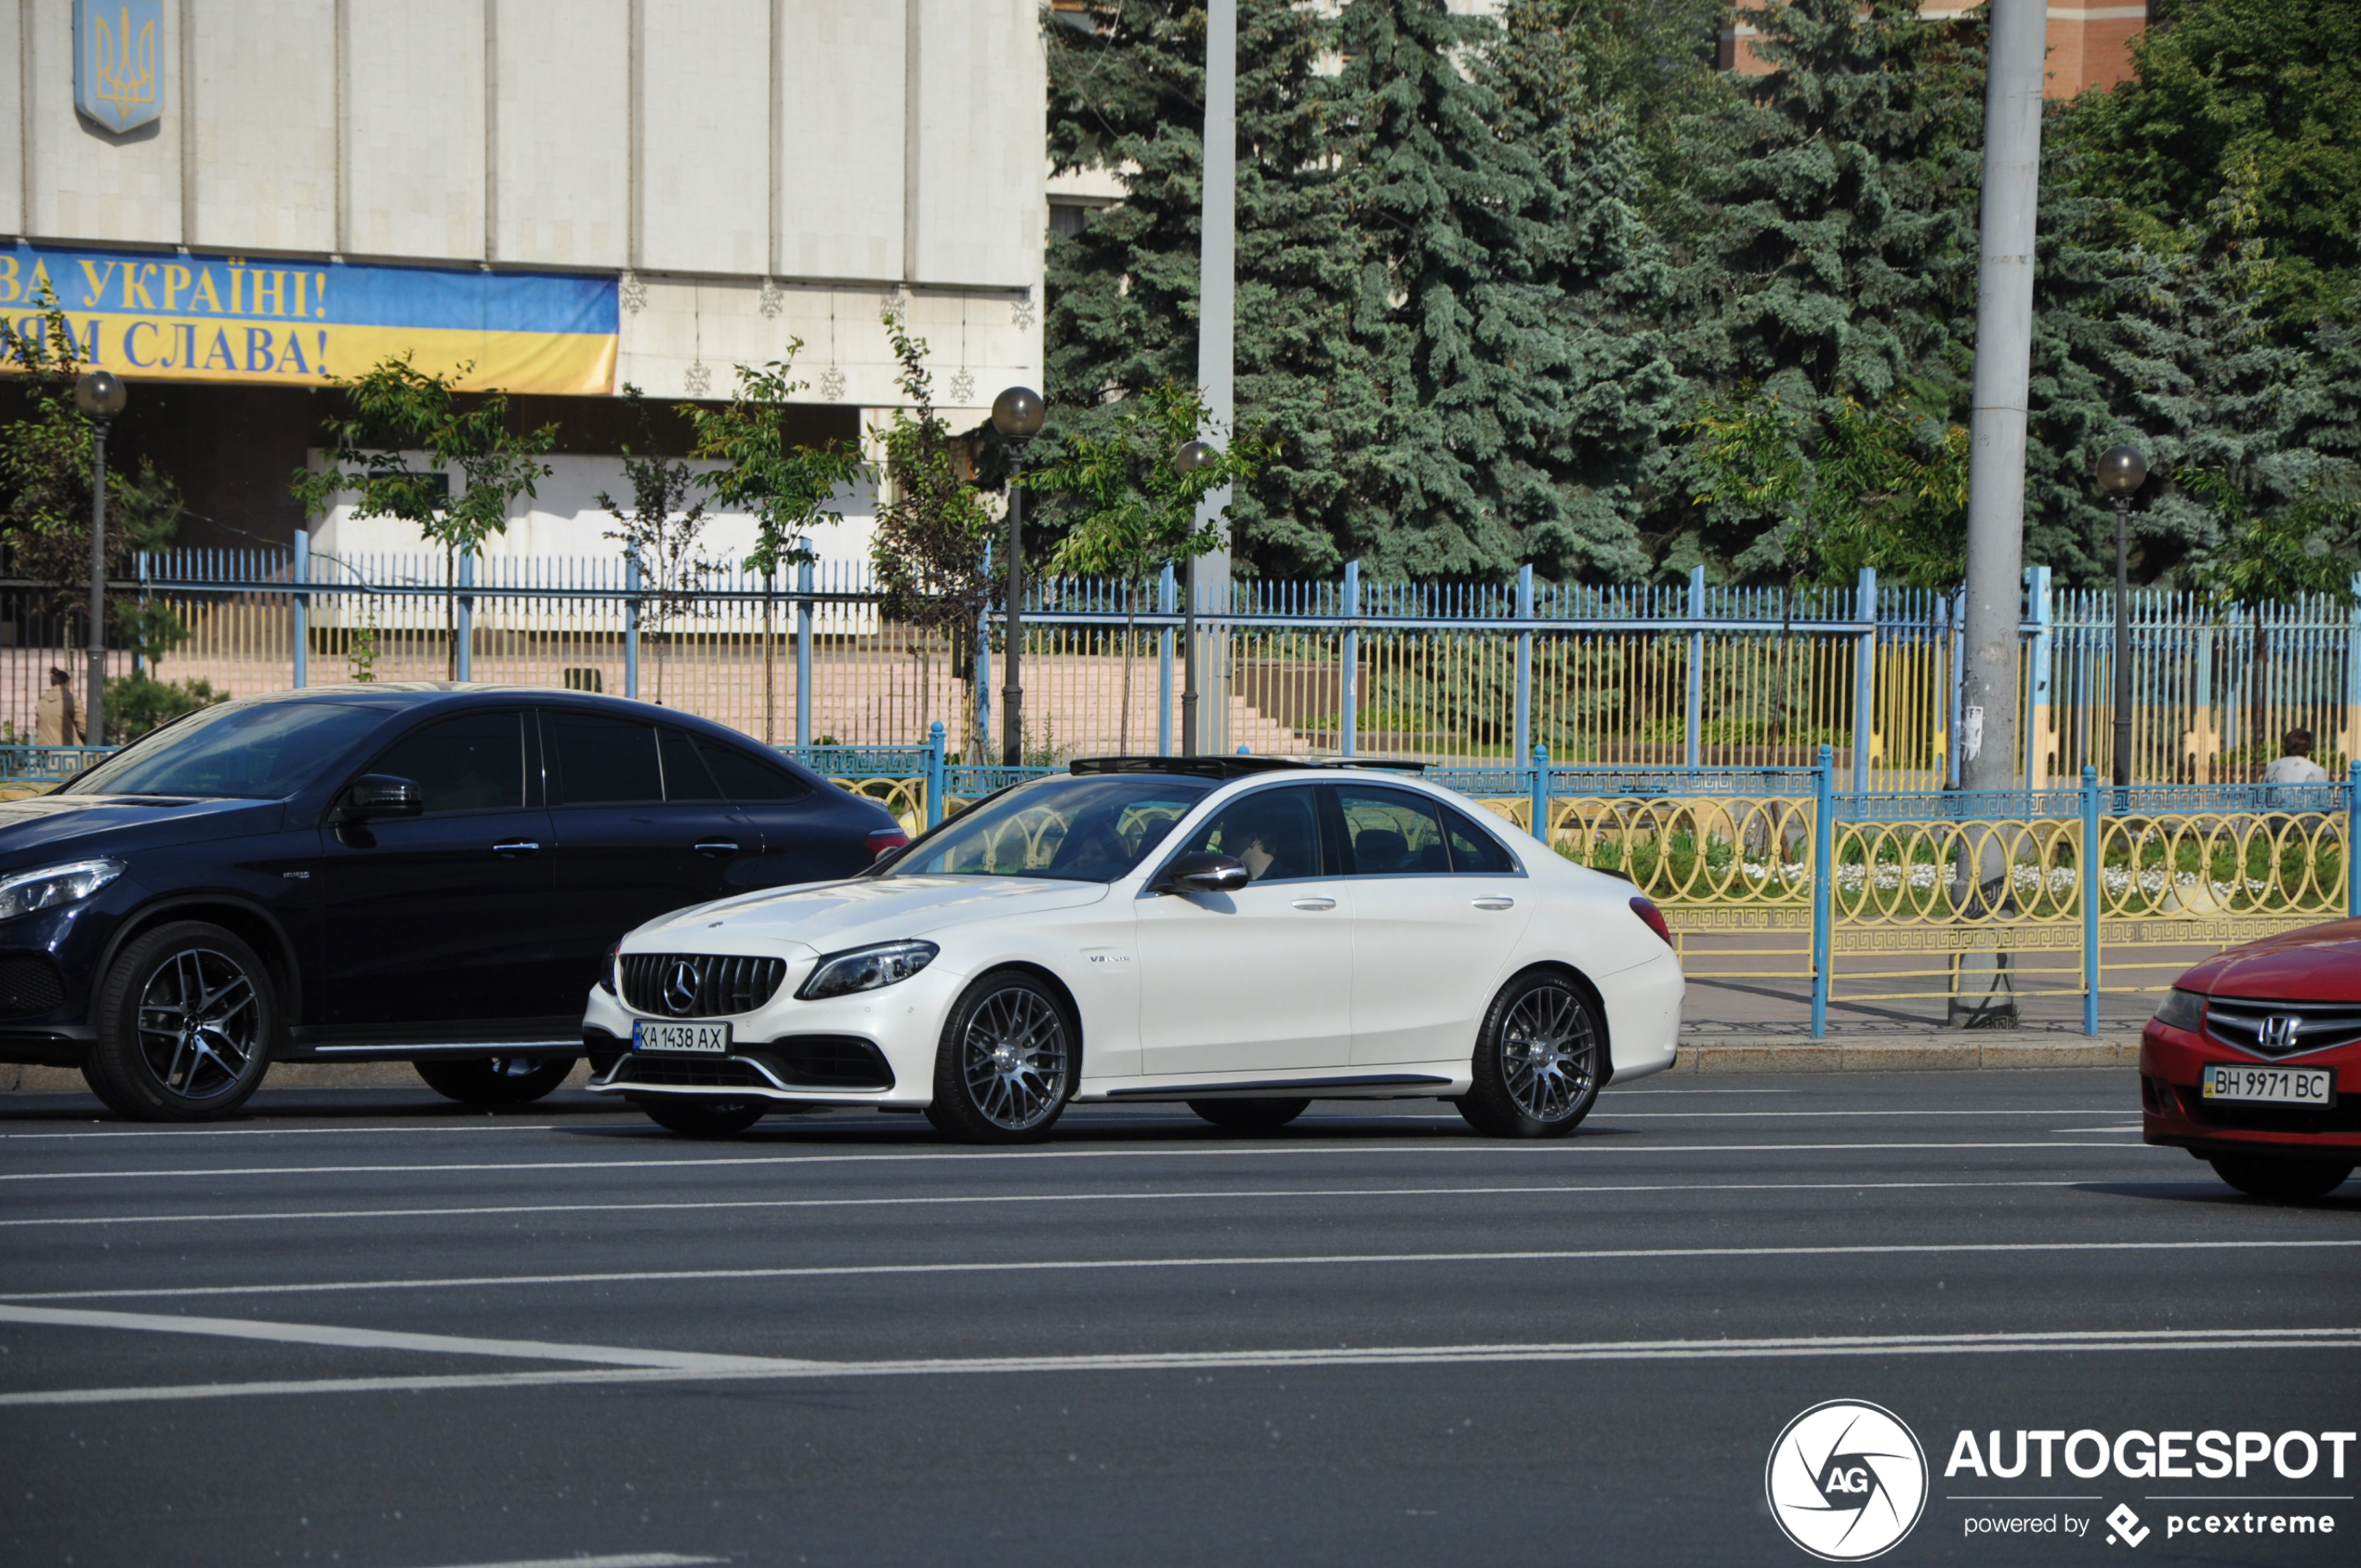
<box><xmin>1766</xmin><ymin>1400</ymin><xmax>1929</xmax><ymax>1561</ymax></box>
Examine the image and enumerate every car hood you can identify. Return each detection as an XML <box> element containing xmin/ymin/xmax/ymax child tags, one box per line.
<box><xmin>634</xmin><ymin>875</ymin><xmax>1113</xmax><ymax>953</ymax></box>
<box><xmin>2179</xmin><ymin>917</ymin><xmax>2361</xmax><ymax>1002</ymax></box>
<box><xmin>0</xmin><ymin>793</ymin><xmax>283</xmax><ymax>863</ymax></box>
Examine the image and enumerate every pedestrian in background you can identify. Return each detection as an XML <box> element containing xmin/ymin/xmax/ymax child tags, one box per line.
<box><xmin>2262</xmin><ymin>729</ymin><xmax>2328</xmax><ymax>785</ymax></box>
<box><xmin>35</xmin><ymin>667</ymin><xmax>82</xmax><ymax>746</ymax></box>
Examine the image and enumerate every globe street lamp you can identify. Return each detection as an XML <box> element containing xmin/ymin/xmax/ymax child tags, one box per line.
<box><xmin>2095</xmin><ymin>444</ymin><xmax>2147</xmax><ymax>789</ymax></box>
<box><xmin>1172</xmin><ymin>440</ymin><xmax>1218</xmax><ymax>758</ymax></box>
<box><xmin>73</xmin><ymin>371</ymin><xmax>127</xmax><ymax>747</ymax></box>
<box><xmin>992</xmin><ymin>386</ymin><xmax>1045</xmax><ymax>767</ymax></box>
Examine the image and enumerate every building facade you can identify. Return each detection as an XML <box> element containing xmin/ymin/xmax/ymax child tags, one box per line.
<box><xmin>3</xmin><ymin>0</ymin><xmax>1047</xmax><ymax>563</ymax></box>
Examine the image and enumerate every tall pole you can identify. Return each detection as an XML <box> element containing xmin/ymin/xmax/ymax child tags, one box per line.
<box><xmin>2113</xmin><ymin>496</ymin><xmax>2133</xmax><ymax>787</ymax></box>
<box><xmin>1192</xmin><ymin>0</ymin><xmax>1236</xmax><ymax>757</ymax></box>
<box><xmin>1002</xmin><ymin>447</ymin><xmax>1026</xmax><ymax>767</ymax></box>
<box><xmin>1180</xmin><ymin>555</ymin><xmax>1198</xmax><ymax>756</ymax></box>
<box><xmin>1959</xmin><ymin>0</ymin><xmax>2047</xmax><ymax>797</ymax></box>
<box><xmin>86</xmin><ymin>418</ymin><xmax>110</xmax><ymax>746</ymax></box>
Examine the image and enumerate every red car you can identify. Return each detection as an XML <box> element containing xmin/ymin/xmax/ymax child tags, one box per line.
<box><xmin>2143</xmin><ymin>917</ymin><xmax>2361</xmax><ymax>1201</ymax></box>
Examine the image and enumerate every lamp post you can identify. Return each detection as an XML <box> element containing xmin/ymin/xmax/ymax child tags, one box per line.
<box><xmin>2095</xmin><ymin>444</ymin><xmax>2147</xmax><ymax>788</ymax></box>
<box><xmin>992</xmin><ymin>386</ymin><xmax>1045</xmax><ymax>767</ymax></box>
<box><xmin>73</xmin><ymin>371</ymin><xmax>127</xmax><ymax>747</ymax></box>
<box><xmin>1173</xmin><ymin>440</ymin><xmax>1218</xmax><ymax>758</ymax></box>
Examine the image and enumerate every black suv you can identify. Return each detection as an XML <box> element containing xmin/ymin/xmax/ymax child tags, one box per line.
<box><xmin>0</xmin><ymin>685</ymin><xmax>904</xmax><ymax>1120</ymax></box>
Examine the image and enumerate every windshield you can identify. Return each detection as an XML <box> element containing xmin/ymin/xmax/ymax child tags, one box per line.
<box><xmin>64</xmin><ymin>701</ymin><xmax>391</xmax><ymax>799</ymax></box>
<box><xmin>881</xmin><ymin>772</ymin><xmax>1215</xmax><ymax>882</ymax></box>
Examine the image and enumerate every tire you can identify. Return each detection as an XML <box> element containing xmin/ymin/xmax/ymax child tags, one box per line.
<box><xmin>1188</xmin><ymin>1097</ymin><xmax>1310</xmax><ymax>1133</ymax></box>
<box><xmin>639</xmin><ymin>1098</ymin><xmax>767</xmax><ymax>1137</ymax></box>
<box><xmin>2209</xmin><ymin>1155</ymin><xmax>2354</xmax><ymax>1203</ymax></box>
<box><xmin>81</xmin><ymin>921</ymin><xmax>277</xmax><ymax>1122</ymax></box>
<box><xmin>1455</xmin><ymin>968</ymin><xmax>1603</xmax><ymax>1140</ymax></box>
<box><xmin>413</xmin><ymin>1055</ymin><xmax>576</xmax><ymax>1108</ymax></box>
<box><xmin>925</xmin><ymin>970</ymin><xmax>1075</xmax><ymax>1144</ymax></box>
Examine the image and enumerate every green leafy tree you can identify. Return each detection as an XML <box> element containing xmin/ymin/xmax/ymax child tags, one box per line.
<box><xmin>291</xmin><ymin>354</ymin><xmax>556</xmax><ymax>678</ymax></box>
<box><xmin>680</xmin><ymin>347</ymin><xmax>864</xmax><ymax>743</ymax></box>
<box><xmin>1690</xmin><ymin>386</ymin><xmax>1968</xmax><ymax>589</ymax></box>
<box><xmin>1029</xmin><ymin>381</ymin><xmax>1260</xmax><ymax>751</ymax></box>
<box><xmin>599</xmin><ymin>385</ymin><xmax>718</xmax><ymax>706</ymax></box>
<box><xmin>1517</xmin><ymin>1</ymin><xmax>1736</xmax><ymax>231</ymax></box>
<box><xmin>2060</xmin><ymin>0</ymin><xmax>2361</xmax><ymax>335</ymax></box>
<box><xmin>867</xmin><ymin>313</ymin><xmax>1000</xmax><ymax>760</ymax></box>
<box><xmin>2179</xmin><ymin>468</ymin><xmax>2360</xmax><ymax>605</ymax></box>
<box><xmin>0</xmin><ymin>294</ymin><xmax>187</xmax><ymax>622</ymax></box>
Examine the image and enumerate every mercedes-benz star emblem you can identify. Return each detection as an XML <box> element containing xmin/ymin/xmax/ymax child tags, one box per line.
<box><xmin>662</xmin><ymin>959</ymin><xmax>702</xmax><ymax>1016</ymax></box>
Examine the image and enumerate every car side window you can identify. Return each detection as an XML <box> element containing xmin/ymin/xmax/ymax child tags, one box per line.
<box><xmin>1441</xmin><ymin>804</ymin><xmax>1521</xmax><ymax>874</ymax></box>
<box><xmin>1179</xmin><ymin>786</ymin><xmax>1323</xmax><ymax>883</ymax></box>
<box><xmin>546</xmin><ymin>712</ymin><xmax>663</xmax><ymax>805</ymax></box>
<box><xmin>364</xmin><ymin>711</ymin><xmax>525</xmax><ymax>815</ymax></box>
<box><xmin>694</xmin><ymin>739</ymin><xmax>811</xmax><ymax>802</ymax></box>
<box><xmin>1337</xmin><ymin>784</ymin><xmax>1449</xmax><ymax>876</ymax></box>
<box><xmin>658</xmin><ymin>729</ymin><xmax>725</xmax><ymax>802</ymax></box>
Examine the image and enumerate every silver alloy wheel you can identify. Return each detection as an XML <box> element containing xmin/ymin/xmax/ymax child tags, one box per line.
<box><xmin>1499</xmin><ymin>983</ymin><xmax>1597</xmax><ymax>1123</ymax></box>
<box><xmin>136</xmin><ymin>947</ymin><xmax>261</xmax><ymax>1100</ymax></box>
<box><xmin>960</xmin><ymin>985</ymin><xmax>1069</xmax><ymax>1131</ymax></box>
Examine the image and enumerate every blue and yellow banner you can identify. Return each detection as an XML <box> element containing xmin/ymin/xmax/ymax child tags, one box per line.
<box><xmin>0</xmin><ymin>243</ymin><xmax>618</xmax><ymax>395</ymax></box>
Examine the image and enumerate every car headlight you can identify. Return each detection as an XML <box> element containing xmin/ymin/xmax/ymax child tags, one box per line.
<box><xmin>796</xmin><ymin>940</ymin><xmax>938</xmax><ymax>1001</ymax></box>
<box><xmin>597</xmin><ymin>937</ymin><xmax>623</xmax><ymax>995</ymax></box>
<box><xmin>0</xmin><ymin>859</ymin><xmax>124</xmax><ymax>921</ymax></box>
<box><xmin>2151</xmin><ymin>987</ymin><xmax>2205</xmax><ymax>1033</ymax></box>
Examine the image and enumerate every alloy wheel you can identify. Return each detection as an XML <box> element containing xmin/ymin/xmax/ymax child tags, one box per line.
<box><xmin>1498</xmin><ymin>982</ymin><xmax>1597</xmax><ymax>1123</ymax></box>
<box><xmin>959</xmin><ymin>985</ymin><xmax>1069</xmax><ymax>1131</ymax></box>
<box><xmin>136</xmin><ymin>948</ymin><xmax>262</xmax><ymax>1101</ymax></box>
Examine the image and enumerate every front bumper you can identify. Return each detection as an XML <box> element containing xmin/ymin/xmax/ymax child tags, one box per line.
<box><xmin>2141</xmin><ymin>1021</ymin><xmax>2361</xmax><ymax>1159</ymax></box>
<box><xmin>580</xmin><ymin>958</ymin><xmax>960</xmax><ymax>1109</ymax></box>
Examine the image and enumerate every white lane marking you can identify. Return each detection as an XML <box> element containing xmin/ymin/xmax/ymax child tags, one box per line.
<box><xmin>0</xmin><ymin>1174</ymin><xmax>2194</xmax><ymax>1234</ymax></box>
<box><xmin>0</xmin><ymin>1123</ymin><xmax>573</xmax><ymax>1141</ymax></box>
<box><xmin>9</xmin><ymin>1236</ymin><xmax>2354</xmax><ymax>1306</ymax></box>
<box><xmin>0</xmin><ymin>1303</ymin><xmax>806</xmax><ymax>1371</ymax></box>
<box><xmin>394</xmin><ymin>1557</ymin><xmax>719</xmax><ymax>1568</ymax></box>
<box><xmin>2051</xmin><ymin>1126</ymin><xmax>2143</xmax><ymax>1133</ymax></box>
<box><xmin>6</xmin><ymin>1324</ymin><xmax>2356</xmax><ymax>1409</ymax></box>
<box><xmin>0</xmin><ymin>1139</ymin><xmax>2175</xmax><ymax>1184</ymax></box>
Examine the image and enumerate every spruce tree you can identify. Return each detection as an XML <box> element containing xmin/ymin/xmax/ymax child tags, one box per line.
<box><xmin>1669</xmin><ymin>0</ymin><xmax>1983</xmax><ymax>577</ymax></box>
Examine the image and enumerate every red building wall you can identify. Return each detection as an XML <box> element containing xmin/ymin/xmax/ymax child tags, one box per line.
<box><xmin>1724</xmin><ymin>3</ymin><xmax>2152</xmax><ymax>99</ymax></box>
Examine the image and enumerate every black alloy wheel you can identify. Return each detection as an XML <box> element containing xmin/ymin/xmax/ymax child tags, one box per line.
<box><xmin>1188</xmin><ymin>1097</ymin><xmax>1310</xmax><ymax>1133</ymax></box>
<box><xmin>639</xmin><ymin>1097</ymin><xmax>767</xmax><ymax>1137</ymax></box>
<box><xmin>413</xmin><ymin>1055</ymin><xmax>576</xmax><ymax>1107</ymax></box>
<box><xmin>2209</xmin><ymin>1156</ymin><xmax>2354</xmax><ymax>1203</ymax></box>
<box><xmin>926</xmin><ymin>970</ymin><xmax>1075</xmax><ymax>1144</ymax></box>
<box><xmin>82</xmin><ymin>921</ymin><xmax>277</xmax><ymax>1122</ymax></box>
<box><xmin>1456</xmin><ymin>968</ymin><xmax>1603</xmax><ymax>1140</ymax></box>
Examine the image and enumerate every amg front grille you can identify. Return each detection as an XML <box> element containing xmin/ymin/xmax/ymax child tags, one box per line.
<box><xmin>620</xmin><ymin>953</ymin><xmax>788</xmax><ymax>1018</ymax></box>
<box><xmin>0</xmin><ymin>954</ymin><xmax>64</xmax><ymax>1016</ymax></box>
<box><xmin>2204</xmin><ymin>997</ymin><xmax>2361</xmax><ymax>1059</ymax></box>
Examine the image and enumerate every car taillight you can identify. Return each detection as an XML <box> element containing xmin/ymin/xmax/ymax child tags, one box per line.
<box><xmin>1629</xmin><ymin>895</ymin><xmax>1673</xmax><ymax>947</ymax></box>
<box><xmin>866</xmin><ymin>827</ymin><xmax>910</xmax><ymax>860</ymax></box>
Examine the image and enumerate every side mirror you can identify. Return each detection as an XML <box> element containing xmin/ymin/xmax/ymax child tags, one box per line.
<box><xmin>1160</xmin><ymin>850</ymin><xmax>1249</xmax><ymax>894</ymax></box>
<box><xmin>339</xmin><ymin>774</ymin><xmax>424</xmax><ymax>822</ymax></box>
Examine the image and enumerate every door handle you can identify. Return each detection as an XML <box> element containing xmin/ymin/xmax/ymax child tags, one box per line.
<box><xmin>1471</xmin><ymin>896</ymin><xmax>1515</xmax><ymax>911</ymax></box>
<box><xmin>1291</xmin><ymin>897</ymin><xmax>1337</xmax><ymax>911</ymax></box>
<box><xmin>694</xmin><ymin>840</ymin><xmax>742</xmax><ymax>857</ymax></box>
<box><xmin>492</xmin><ymin>840</ymin><xmax>541</xmax><ymax>858</ymax></box>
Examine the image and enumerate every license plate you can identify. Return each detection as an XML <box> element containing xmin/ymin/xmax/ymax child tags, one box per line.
<box><xmin>633</xmin><ymin>1020</ymin><xmax>732</xmax><ymax>1054</ymax></box>
<box><xmin>2202</xmin><ymin>1063</ymin><xmax>2335</xmax><ymax>1105</ymax></box>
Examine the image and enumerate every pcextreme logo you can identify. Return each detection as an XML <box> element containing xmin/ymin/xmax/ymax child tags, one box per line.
<box><xmin>1767</xmin><ymin>1400</ymin><xmax>1931</xmax><ymax>1561</ymax></box>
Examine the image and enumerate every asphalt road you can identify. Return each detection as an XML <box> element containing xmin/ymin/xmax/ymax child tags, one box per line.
<box><xmin>2</xmin><ymin>1069</ymin><xmax>2355</xmax><ymax>1568</ymax></box>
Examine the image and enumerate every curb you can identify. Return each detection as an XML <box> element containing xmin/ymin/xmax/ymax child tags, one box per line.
<box><xmin>1672</xmin><ymin>1032</ymin><xmax>2144</xmax><ymax>1074</ymax></box>
<box><xmin>0</xmin><ymin>1038</ymin><xmax>2143</xmax><ymax>1096</ymax></box>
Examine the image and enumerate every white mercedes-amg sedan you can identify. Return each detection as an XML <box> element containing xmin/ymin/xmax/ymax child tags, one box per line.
<box><xmin>583</xmin><ymin>757</ymin><xmax>1684</xmax><ymax>1142</ymax></box>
